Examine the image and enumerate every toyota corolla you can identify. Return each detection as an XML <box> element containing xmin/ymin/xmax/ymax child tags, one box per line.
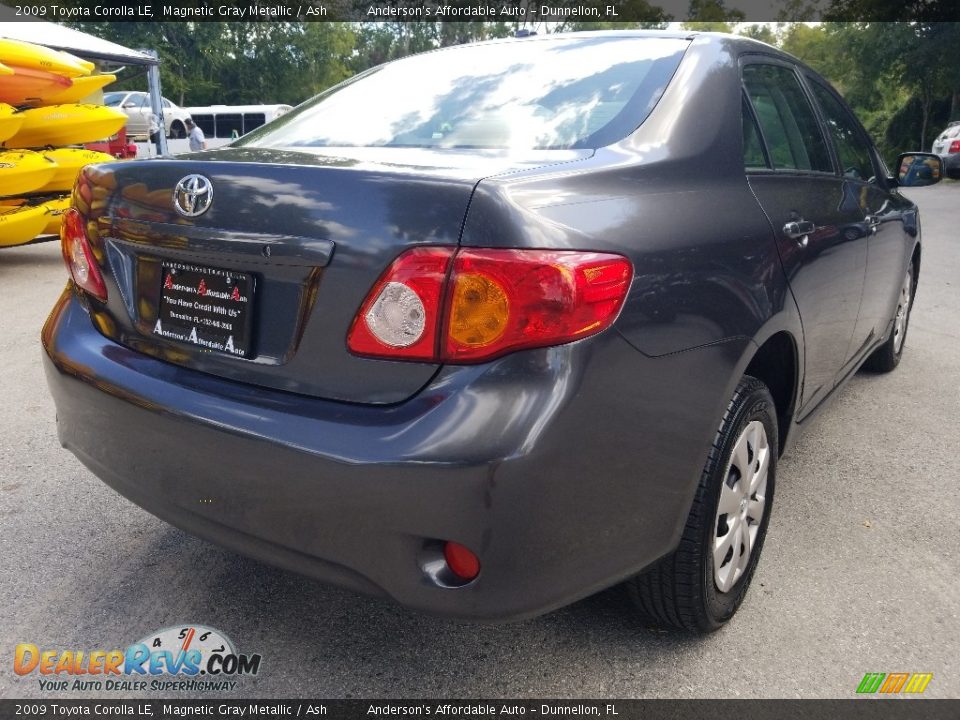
<box><xmin>43</xmin><ymin>32</ymin><xmax>941</xmax><ymax>632</ymax></box>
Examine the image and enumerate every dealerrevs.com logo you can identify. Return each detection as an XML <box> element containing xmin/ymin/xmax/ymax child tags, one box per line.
<box><xmin>14</xmin><ymin>625</ymin><xmax>262</xmax><ymax>692</ymax></box>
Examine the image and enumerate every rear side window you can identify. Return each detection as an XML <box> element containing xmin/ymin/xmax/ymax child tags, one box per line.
<box><xmin>742</xmin><ymin>64</ymin><xmax>832</xmax><ymax>173</ymax></box>
<box><xmin>742</xmin><ymin>96</ymin><xmax>769</xmax><ymax>169</ymax></box>
<box><xmin>809</xmin><ymin>81</ymin><xmax>876</xmax><ymax>182</ymax></box>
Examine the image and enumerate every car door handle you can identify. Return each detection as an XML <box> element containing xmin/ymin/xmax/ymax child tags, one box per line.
<box><xmin>783</xmin><ymin>220</ymin><xmax>815</xmax><ymax>246</ymax></box>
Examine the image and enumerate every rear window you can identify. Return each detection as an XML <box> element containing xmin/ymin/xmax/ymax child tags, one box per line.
<box><xmin>238</xmin><ymin>37</ymin><xmax>689</xmax><ymax>151</ymax></box>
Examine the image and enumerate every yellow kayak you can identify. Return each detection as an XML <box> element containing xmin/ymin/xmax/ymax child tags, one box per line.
<box><xmin>0</xmin><ymin>38</ymin><xmax>91</xmax><ymax>78</ymax></box>
<box><xmin>0</xmin><ymin>104</ymin><xmax>24</xmax><ymax>144</ymax></box>
<box><xmin>0</xmin><ymin>204</ymin><xmax>49</xmax><ymax>247</ymax></box>
<box><xmin>36</xmin><ymin>148</ymin><xmax>115</xmax><ymax>194</ymax></box>
<box><xmin>0</xmin><ymin>62</ymin><xmax>12</xmax><ymax>76</ymax></box>
<box><xmin>0</xmin><ymin>149</ymin><xmax>58</xmax><ymax>196</ymax></box>
<box><xmin>39</xmin><ymin>195</ymin><xmax>70</xmax><ymax>235</ymax></box>
<box><xmin>2</xmin><ymin>104</ymin><xmax>126</xmax><ymax>149</ymax></box>
<box><xmin>36</xmin><ymin>74</ymin><xmax>116</xmax><ymax>106</ymax></box>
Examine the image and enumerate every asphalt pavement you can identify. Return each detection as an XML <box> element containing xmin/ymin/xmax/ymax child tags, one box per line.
<box><xmin>1</xmin><ymin>183</ymin><xmax>957</xmax><ymax>700</ymax></box>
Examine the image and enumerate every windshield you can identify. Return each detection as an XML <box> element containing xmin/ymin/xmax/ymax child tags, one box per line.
<box><xmin>238</xmin><ymin>37</ymin><xmax>688</xmax><ymax>151</ymax></box>
<box><xmin>103</xmin><ymin>92</ymin><xmax>126</xmax><ymax>107</ymax></box>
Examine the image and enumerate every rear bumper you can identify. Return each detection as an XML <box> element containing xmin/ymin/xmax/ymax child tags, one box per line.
<box><xmin>42</xmin><ymin>287</ymin><xmax>743</xmax><ymax>621</ymax></box>
<box><xmin>943</xmin><ymin>152</ymin><xmax>960</xmax><ymax>179</ymax></box>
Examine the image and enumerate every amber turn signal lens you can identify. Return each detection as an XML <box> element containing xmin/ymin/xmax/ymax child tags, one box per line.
<box><xmin>449</xmin><ymin>272</ymin><xmax>509</xmax><ymax>347</ymax></box>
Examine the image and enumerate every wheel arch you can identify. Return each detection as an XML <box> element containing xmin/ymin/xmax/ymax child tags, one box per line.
<box><xmin>742</xmin><ymin>330</ymin><xmax>800</xmax><ymax>457</ymax></box>
<box><xmin>911</xmin><ymin>240</ymin><xmax>921</xmax><ymax>291</ymax></box>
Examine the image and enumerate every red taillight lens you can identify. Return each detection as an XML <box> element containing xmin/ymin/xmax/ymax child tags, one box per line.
<box><xmin>444</xmin><ymin>249</ymin><xmax>633</xmax><ymax>362</ymax></box>
<box><xmin>347</xmin><ymin>247</ymin><xmax>632</xmax><ymax>364</ymax></box>
<box><xmin>60</xmin><ymin>207</ymin><xmax>107</xmax><ymax>302</ymax></box>
<box><xmin>443</xmin><ymin>541</ymin><xmax>480</xmax><ymax>581</ymax></box>
<box><xmin>949</xmin><ymin>140</ymin><xmax>960</xmax><ymax>153</ymax></box>
<box><xmin>346</xmin><ymin>247</ymin><xmax>454</xmax><ymax>361</ymax></box>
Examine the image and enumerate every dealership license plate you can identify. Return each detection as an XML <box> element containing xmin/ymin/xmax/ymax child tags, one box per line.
<box><xmin>155</xmin><ymin>260</ymin><xmax>255</xmax><ymax>358</ymax></box>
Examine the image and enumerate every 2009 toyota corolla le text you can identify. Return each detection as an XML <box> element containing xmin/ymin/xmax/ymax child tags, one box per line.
<box><xmin>43</xmin><ymin>32</ymin><xmax>942</xmax><ymax>632</ymax></box>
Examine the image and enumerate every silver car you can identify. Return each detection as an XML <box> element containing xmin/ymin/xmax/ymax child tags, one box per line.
<box><xmin>931</xmin><ymin>121</ymin><xmax>960</xmax><ymax>179</ymax></box>
<box><xmin>103</xmin><ymin>91</ymin><xmax>193</xmax><ymax>140</ymax></box>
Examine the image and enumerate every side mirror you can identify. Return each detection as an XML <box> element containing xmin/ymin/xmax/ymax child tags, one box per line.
<box><xmin>893</xmin><ymin>152</ymin><xmax>943</xmax><ymax>187</ymax></box>
<box><xmin>121</xmin><ymin>102</ymin><xmax>137</xmax><ymax>109</ymax></box>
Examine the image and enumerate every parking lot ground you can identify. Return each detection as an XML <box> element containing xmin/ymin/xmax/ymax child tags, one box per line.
<box><xmin>1</xmin><ymin>184</ymin><xmax>957</xmax><ymax>699</ymax></box>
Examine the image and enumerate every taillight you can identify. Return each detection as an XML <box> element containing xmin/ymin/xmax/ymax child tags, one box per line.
<box><xmin>60</xmin><ymin>207</ymin><xmax>107</xmax><ymax>302</ymax></box>
<box><xmin>346</xmin><ymin>247</ymin><xmax>453</xmax><ymax>361</ymax></box>
<box><xmin>347</xmin><ymin>247</ymin><xmax>632</xmax><ymax>364</ymax></box>
<box><xmin>949</xmin><ymin>140</ymin><xmax>960</xmax><ymax>153</ymax></box>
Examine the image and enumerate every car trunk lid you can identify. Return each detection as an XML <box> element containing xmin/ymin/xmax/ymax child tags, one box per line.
<box><xmin>78</xmin><ymin>146</ymin><xmax>590</xmax><ymax>404</ymax></box>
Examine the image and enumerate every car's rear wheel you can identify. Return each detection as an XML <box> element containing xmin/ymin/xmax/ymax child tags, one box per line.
<box><xmin>169</xmin><ymin>121</ymin><xmax>186</xmax><ymax>140</ymax></box>
<box><xmin>626</xmin><ymin>375</ymin><xmax>777</xmax><ymax>633</ymax></box>
<box><xmin>863</xmin><ymin>261</ymin><xmax>915</xmax><ymax>373</ymax></box>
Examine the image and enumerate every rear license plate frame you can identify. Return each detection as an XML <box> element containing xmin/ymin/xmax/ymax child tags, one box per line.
<box><xmin>154</xmin><ymin>259</ymin><xmax>256</xmax><ymax>358</ymax></box>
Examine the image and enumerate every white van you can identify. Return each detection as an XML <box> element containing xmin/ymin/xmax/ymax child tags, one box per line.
<box><xmin>182</xmin><ymin>104</ymin><xmax>294</xmax><ymax>140</ymax></box>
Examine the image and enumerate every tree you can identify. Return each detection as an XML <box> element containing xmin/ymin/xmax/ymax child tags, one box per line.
<box><xmin>738</xmin><ymin>23</ymin><xmax>778</xmax><ymax>45</ymax></box>
<box><xmin>684</xmin><ymin>0</ymin><xmax>746</xmax><ymax>25</ymax></box>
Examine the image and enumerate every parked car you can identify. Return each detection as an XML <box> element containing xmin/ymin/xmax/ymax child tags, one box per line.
<box><xmin>102</xmin><ymin>91</ymin><xmax>192</xmax><ymax>140</ymax></box>
<box><xmin>45</xmin><ymin>32</ymin><xmax>941</xmax><ymax>633</ymax></box>
<box><xmin>931</xmin><ymin>120</ymin><xmax>960</xmax><ymax>179</ymax></box>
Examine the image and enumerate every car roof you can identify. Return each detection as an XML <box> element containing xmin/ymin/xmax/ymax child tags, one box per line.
<box><xmin>408</xmin><ymin>29</ymin><xmax>794</xmax><ymax>67</ymax></box>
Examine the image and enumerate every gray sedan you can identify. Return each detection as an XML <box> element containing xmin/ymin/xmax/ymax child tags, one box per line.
<box><xmin>45</xmin><ymin>31</ymin><xmax>941</xmax><ymax>633</ymax></box>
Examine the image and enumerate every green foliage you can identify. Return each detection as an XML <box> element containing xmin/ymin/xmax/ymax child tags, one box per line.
<box><xmin>739</xmin><ymin>24</ymin><xmax>777</xmax><ymax>44</ymax></box>
<box><xmin>66</xmin><ymin>21</ymin><xmax>355</xmax><ymax>106</ymax></box>
<box><xmin>685</xmin><ymin>0</ymin><xmax>745</xmax><ymax>24</ymax></box>
<box><xmin>740</xmin><ymin>21</ymin><xmax>960</xmax><ymax>160</ymax></box>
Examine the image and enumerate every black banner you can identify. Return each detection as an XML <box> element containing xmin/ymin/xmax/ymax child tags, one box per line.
<box><xmin>2</xmin><ymin>700</ymin><xmax>960</xmax><ymax>720</ymax></box>
<box><xmin>1</xmin><ymin>0</ymin><xmax>959</xmax><ymax>22</ymax></box>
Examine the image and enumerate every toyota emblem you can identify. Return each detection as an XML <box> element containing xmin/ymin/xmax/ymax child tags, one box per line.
<box><xmin>173</xmin><ymin>174</ymin><xmax>214</xmax><ymax>217</ymax></box>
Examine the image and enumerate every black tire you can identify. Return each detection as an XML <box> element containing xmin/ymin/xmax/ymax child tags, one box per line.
<box><xmin>169</xmin><ymin>121</ymin><xmax>186</xmax><ymax>140</ymax></box>
<box><xmin>626</xmin><ymin>376</ymin><xmax>777</xmax><ymax>633</ymax></box>
<box><xmin>862</xmin><ymin>261</ymin><xmax>915</xmax><ymax>373</ymax></box>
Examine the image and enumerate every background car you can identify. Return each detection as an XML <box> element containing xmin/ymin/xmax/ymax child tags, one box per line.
<box><xmin>931</xmin><ymin>120</ymin><xmax>960</xmax><ymax>179</ymax></box>
<box><xmin>102</xmin><ymin>91</ymin><xmax>192</xmax><ymax>140</ymax></box>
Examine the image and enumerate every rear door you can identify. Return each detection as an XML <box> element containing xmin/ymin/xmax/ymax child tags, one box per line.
<box><xmin>804</xmin><ymin>76</ymin><xmax>907</xmax><ymax>368</ymax></box>
<box><xmin>126</xmin><ymin>93</ymin><xmax>150</xmax><ymax>137</ymax></box>
<box><xmin>741</xmin><ymin>59</ymin><xmax>868</xmax><ymax>415</ymax></box>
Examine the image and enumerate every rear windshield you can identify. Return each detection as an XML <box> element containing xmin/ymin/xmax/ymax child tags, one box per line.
<box><xmin>237</xmin><ymin>37</ymin><xmax>689</xmax><ymax>151</ymax></box>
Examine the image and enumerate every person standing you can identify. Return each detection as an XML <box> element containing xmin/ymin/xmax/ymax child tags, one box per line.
<box><xmin>186</xmin><ymin>118</ymin><xmax>206</xmax><ymax>152</ymax></box>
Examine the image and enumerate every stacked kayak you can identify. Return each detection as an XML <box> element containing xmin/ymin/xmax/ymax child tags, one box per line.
<box><xmin>3</xmin><ymin>104</ymin><xmax>127</xmax><ymax>148</ymax></box>
<box><xmin>0</xmin><ymin>150</ymin><xmax>58</xmax><ymax>194</ymax></box>
<box><xmin>37</xmin><ymin>73</ymin><xmax>117</xmax><ymax>107</ymax></box>
<box><xmin>0</xmin><ymin>37</ymin><xmax>122</xmax><ymax>247</ymax></box>
<box><xmin>36</xmin><ymin>148</ymin><xmax>117</xmax><ymax>193</ymax></box>
<box><xmin>0</xmin><ymin>203</ymin><xmax>48</xmax><ymax>247</ymax></box>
